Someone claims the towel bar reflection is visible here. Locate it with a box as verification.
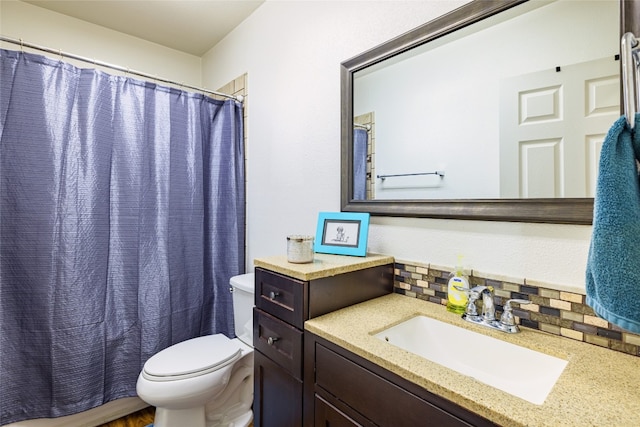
[377,171,445,181]
[621,32,640,129]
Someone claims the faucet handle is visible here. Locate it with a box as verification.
[454,285,480,317]
[500,298,531,326]
[460,285,491,295]
[454,285,478,298]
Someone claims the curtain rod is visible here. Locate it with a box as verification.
[0,35,243,103]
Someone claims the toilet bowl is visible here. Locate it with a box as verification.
[136,273,255,427]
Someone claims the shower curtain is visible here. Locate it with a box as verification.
[353,128,368,200]
[0,49,245,424]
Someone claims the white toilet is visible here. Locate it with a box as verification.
[136,273,255,427]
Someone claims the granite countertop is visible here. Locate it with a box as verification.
[304,293,640,427]
[253,253,394,281]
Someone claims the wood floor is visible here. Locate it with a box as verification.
[98,407,155,427]
[98,407,254,427]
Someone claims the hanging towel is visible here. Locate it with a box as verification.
[586,114,640,334]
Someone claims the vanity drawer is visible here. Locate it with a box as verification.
[315,394,375,427]
[314,342,479,427]
[255,267,307,328]
[254,308,303,379]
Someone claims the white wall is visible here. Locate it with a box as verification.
[0,0,201,87]
[202,0,593,290]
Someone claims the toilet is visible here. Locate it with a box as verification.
[136,273,255,427]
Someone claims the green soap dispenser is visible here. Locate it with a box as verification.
[446,255,469,314]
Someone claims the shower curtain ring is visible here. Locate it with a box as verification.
[58,48,63,60]
[19,38,24,52]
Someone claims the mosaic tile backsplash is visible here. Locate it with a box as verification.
[394,260,640,357]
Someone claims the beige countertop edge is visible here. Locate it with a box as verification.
[254,253,394,281]
[304,294,640,427]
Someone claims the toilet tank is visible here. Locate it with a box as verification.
[230,273,255,346]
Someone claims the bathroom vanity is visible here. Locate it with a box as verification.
[253,256,640,426]
[305,333,497,426]
[252,253,394,427]
[304,294,640,427]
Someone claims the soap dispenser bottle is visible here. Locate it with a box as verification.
[446,255,469,314]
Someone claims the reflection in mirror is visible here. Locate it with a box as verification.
[342,0,635,224]
[354,0,618,200]
[353,122,370,200]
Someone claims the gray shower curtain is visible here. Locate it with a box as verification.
[0,49,245,424]
[353,128,368,200]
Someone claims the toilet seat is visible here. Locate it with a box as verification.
[142,334,241,382]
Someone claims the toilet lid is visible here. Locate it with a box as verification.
[143,334,241,381]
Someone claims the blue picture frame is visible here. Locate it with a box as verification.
[314,212,370,257]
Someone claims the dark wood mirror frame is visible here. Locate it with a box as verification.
[341,0,639,225]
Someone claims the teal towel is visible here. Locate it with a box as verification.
[586,115,640,334]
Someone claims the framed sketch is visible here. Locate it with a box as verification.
[314,212,370,256]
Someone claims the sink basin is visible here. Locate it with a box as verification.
[374,315,567,405]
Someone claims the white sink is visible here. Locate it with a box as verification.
[374,315,567,405]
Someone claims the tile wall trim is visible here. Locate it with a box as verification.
[394,259,640,357]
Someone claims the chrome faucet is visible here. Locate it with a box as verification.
[480,286,495,322]
[498,298,531,333]
[455,285,530,333]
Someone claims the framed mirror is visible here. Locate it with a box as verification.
[341,0,639,224]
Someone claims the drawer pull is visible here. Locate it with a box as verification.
[269,291,280,300]
[267,336,280,346]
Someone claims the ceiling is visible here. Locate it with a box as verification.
[20,0,265,56]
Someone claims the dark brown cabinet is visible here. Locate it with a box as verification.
[314,394,371,427]
[304,333,499,427]
[253,350,302,426]
[252,262,394,427]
